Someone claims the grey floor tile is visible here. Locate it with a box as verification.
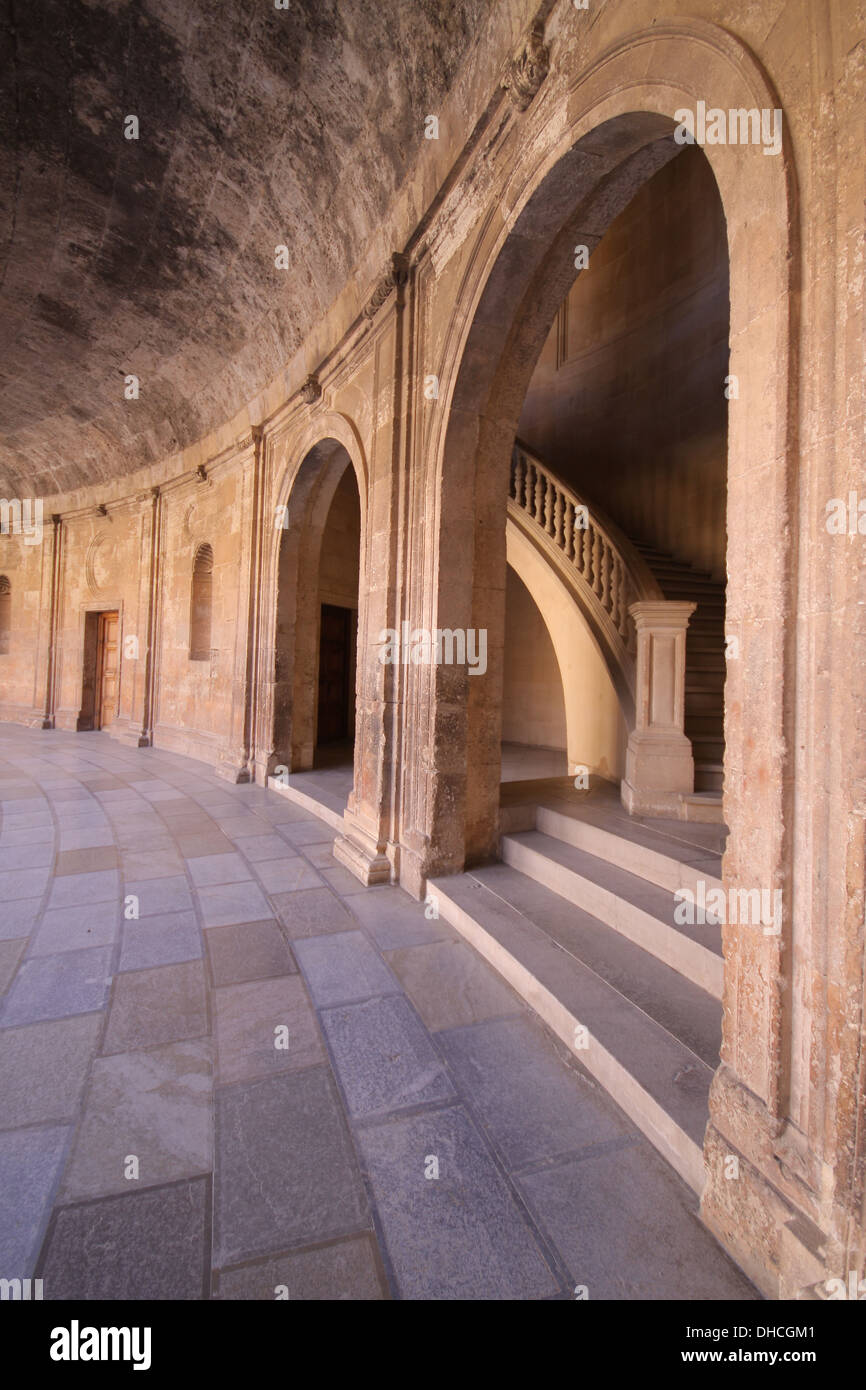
[205,920,295,987]
[358,1104,557,1300]
[58,825,115,851]
[253,858,323,894]
[213,975,323,1085]
[118,910,202,972]
[214,1068,368,1266]
[278,820,336,846]
[0,1013,102,1128]
[196,881,272,928]
[215,1235,387,1300]
[233,833,297,863]
[348,888,457,950]
[438,1016,630,1169]
[0,842,54,871]
[30,901,119,955]
[0,898,41,940]
[294,930,400,1007]
[272,887,356,938]
[0,866,50,901]
[320,993,454,1119]
[125,875,194,916]
[39,1178,210,1299]
[0,1124,70,1276]
[517,1144,757,1300]
[103,960,208,1054]
[0,936,26,994]
[1,945,113,1026]
[385,939,521,1032]
[46,869,119,909]
[187,853,252,887]
[321,866,369,896]
[59,1039,213,1201]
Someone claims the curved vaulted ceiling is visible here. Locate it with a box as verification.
[0,0,494,497]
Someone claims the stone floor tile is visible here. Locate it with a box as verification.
[125,874,194,915]
[59,1039,213,1201]
[30,901,119,955]
[358,1104,558,1300]
[253,857,323,894]
[46,868,119,909]
[0,1124,70,1276]
[0,898,41,940]
[175,831,233,858]
[215,1234,387,1300]
[1,945,114,1026]
[0,1013,102,1128]
[121,848,185,880]
[196,880,272,928]
[0,865,50,901]
[384,939,522,1032]
[118,910,202,972]
[39,1178,210,1299]
[517,1144,757,1300]
[320,993,454,1119]
[102,959,208,1054]
[186,852,252,887]
[271,887,356,938]
[214,1068,368,1266]
[320,865,369,896]
[0,841,55,871]
[0,936,26,993]
[277,820,336,846]
[213,974,323,1085]
[438,1016,630,1169]
[294,930,400,1008]
[347,888,457,950]
[205,919,295,987]
[233,833,297,863]
[54,846,118,875]
[58,824,115,851]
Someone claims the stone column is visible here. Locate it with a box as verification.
[621,600,695,817]
[135,487,162,747]
[40,513,63,729]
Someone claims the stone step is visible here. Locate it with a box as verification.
[692,737,725,762]
[534,803,724,896]
[429,866,717,1193]
[501,829,723,997]
[685,688,725,713]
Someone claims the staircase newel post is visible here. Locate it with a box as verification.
[621,600,696,817]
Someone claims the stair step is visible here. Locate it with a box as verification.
[429,867,717,1193]
[501,830,723,997]
[534,804,724,895]
[685,716,725,738]
[695,766,724,793]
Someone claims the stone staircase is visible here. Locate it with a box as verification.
[430,791,724,1194]
[634,543,726,795]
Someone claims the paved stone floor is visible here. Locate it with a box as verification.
[0,728,756,1300]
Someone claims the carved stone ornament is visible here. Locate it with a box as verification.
[501,20,550,112]
[299,374,322,405]
[364,252,410,320]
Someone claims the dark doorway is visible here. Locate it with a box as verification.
[316,603,354,745]
[78,610,119,731]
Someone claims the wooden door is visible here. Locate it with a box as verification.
[96,611,119,729]
[316,604,352,744]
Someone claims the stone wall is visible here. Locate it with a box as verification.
[0,0,863,1302]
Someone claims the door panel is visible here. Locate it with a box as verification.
[317,604,352,744]
[96,611,119,730]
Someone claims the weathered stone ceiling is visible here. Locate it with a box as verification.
[0,0,494,497]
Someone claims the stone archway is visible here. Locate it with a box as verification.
[420,22,796,1291]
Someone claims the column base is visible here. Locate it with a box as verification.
[333,815,392,886]
[622,730,694,816]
